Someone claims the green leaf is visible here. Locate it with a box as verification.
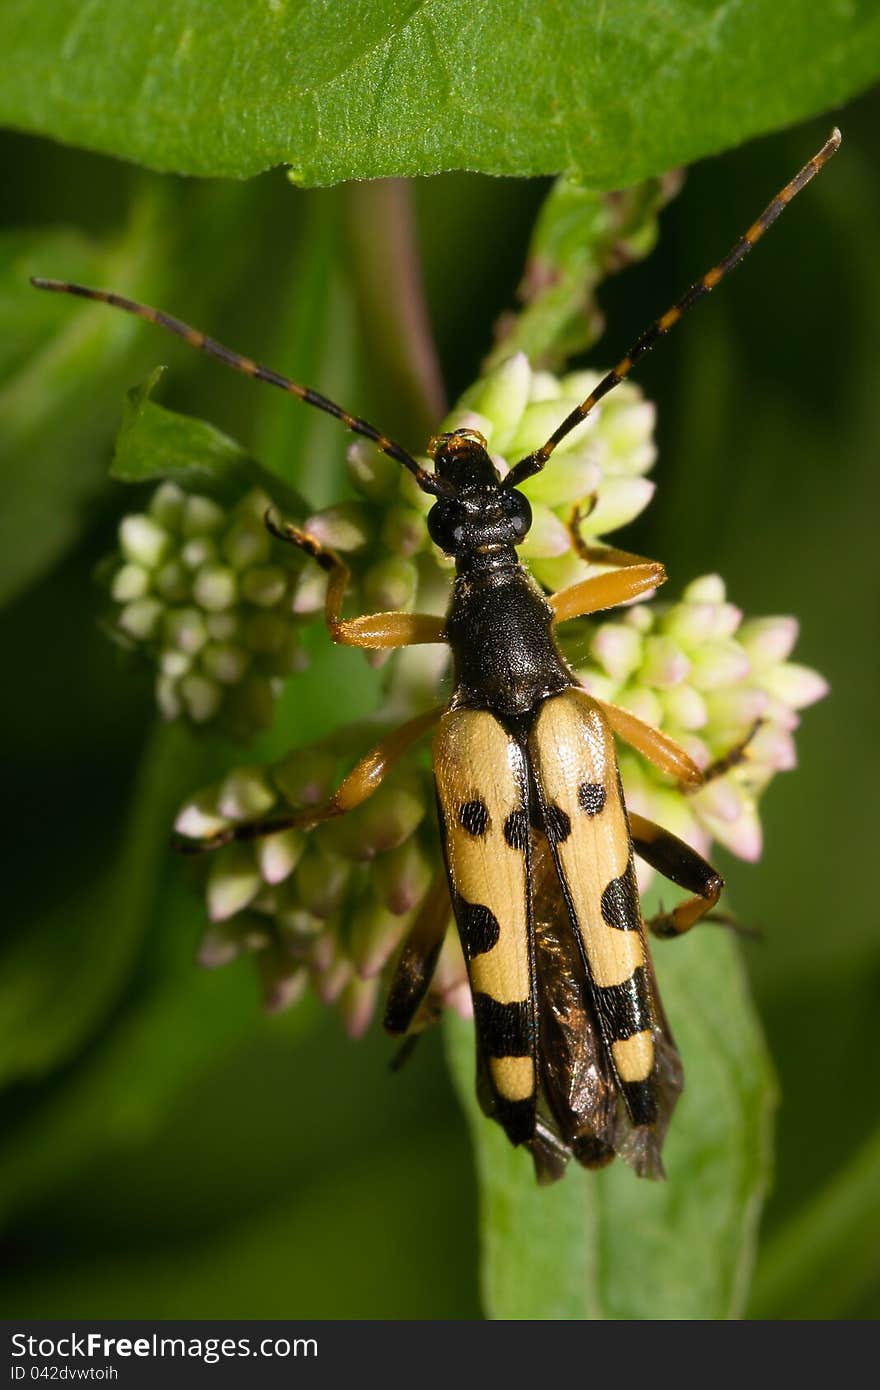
[112,369,304,512]
[750,1124,880,1319]
[0,196,170,604]
[445,914,776,1319]
[0,3,877,184]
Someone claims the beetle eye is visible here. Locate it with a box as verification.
[505,490,532,540]
[426,502,460,555]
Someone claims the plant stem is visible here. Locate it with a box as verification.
[343,179,447,442]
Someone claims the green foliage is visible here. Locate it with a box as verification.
[1,2,880,184]
[484,175,682,371]
[112,369,303,512]
[446,911,775,1320]
[0,198,170,603]
[750,1125,880,1319]
[0,727,199,1092]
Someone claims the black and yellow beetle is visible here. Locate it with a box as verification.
[32,129,840,1181]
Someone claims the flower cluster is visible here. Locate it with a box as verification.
[175,744,470,1032]
[569,574,828,876]
[445,352,657,591]
[108,484,310,738]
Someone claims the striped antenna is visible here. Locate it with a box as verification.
[29,278,452,498]
[504,128,842,491]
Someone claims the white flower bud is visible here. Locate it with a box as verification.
[591,623,643,683]
[180,672,222,722]
[193,564,238,612]
[738,615,799,668]
[217,765,276,821]
[174,788,228,840]
[163,606,208,655]
[580,476,654,535]
[119,515,171,569]
[240,565,289,608]
[256,828,305,886]
[155,673,182,721]
[640,635,691,689]
[118,596,163,641]
[111,564,150,602]
[756,662,829,710]
[153,559,190,602]
[181,494,226,536]
[205,611,239,641]
[520,454,603,507]
[159,649,192,678]
[180,537,218,571]
[682,574,726,604]
[149,480,186,530]
[689,640,751,691]
[305,504,369,552]
[456,352,531,450]
[518,504,572,559]
[207,845,262,922]
[201,642,250,685]
[222,518,272,569]
[661,684,708,731]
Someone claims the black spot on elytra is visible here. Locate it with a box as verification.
[543,803,572,845]
[494,1097,535,1144]
[473,994,532,1056]
[578,781,606,816]
[456,898,500,958]
[621,1078,658,1127]
[600,860,641,931]
[459,798,489,836]
[593,965,652,1042]
[503,809,529,851]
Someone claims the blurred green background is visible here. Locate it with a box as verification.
[1,85,878,1319]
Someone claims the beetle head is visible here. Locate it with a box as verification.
[426,429,532,557]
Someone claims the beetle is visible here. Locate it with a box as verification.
[32,128,840,1180]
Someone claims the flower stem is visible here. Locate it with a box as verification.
[343,179,447,441]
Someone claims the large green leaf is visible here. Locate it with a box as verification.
[445,908,776,1320]
[0,2,877,184]
[111,369,304,512]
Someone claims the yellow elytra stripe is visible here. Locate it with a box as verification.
[612,1031,654,1084]
[490,1055,536,1102]
[529,690,647,992]
[433,710,530,1009]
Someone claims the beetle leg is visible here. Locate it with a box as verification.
[686,719,763,789]
[266,510,445,648]
[549,562,666,625]
[567,504,660,571]
[383,871,452,1037]
[174,706,443,852]
[594,697,703,785]
[629,813,724,939]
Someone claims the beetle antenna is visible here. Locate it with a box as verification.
[29,278,453,498]
[503,127,842,491]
